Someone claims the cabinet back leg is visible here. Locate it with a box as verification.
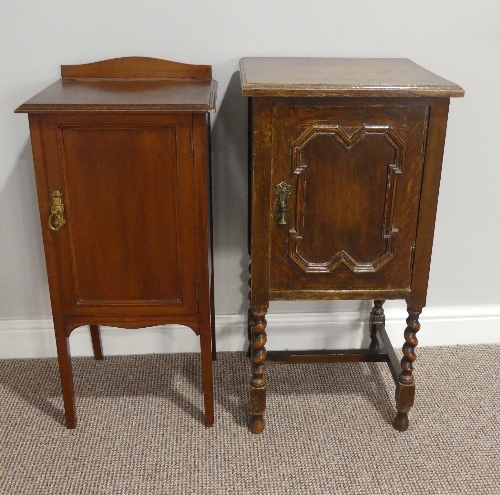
[89,325,103,360]
[369,300,385,349]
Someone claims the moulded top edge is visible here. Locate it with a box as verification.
[15,78,218,113]
[239,58,464,98]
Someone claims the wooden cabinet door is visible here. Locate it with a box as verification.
[38,113,199,316]
[269,100,430,293]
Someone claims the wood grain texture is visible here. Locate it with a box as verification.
[269,288,410,301]
[38,112,198,317]
[19,60,217,429]
[28,114,77,428]
[15,78,217,113]
[269,98,428,294]
[61,56,212,79]
[249,98,274,310]
[63,315,200,335]
[243,57,462,434]
[409,99,450,309]
[240,58,464,98]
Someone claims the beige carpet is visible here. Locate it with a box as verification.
[1,345,499,494]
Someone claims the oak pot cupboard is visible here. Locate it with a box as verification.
[240,57,464,433]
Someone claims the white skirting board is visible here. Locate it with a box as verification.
[0,305,499,359]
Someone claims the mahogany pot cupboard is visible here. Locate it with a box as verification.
[240,58,464,433]
[16,57,217,428]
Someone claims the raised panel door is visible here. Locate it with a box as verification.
[270,101,429,293]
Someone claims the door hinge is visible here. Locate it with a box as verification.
[190,131,194,153]
[195,280,199,299]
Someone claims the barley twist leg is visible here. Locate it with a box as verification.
[393,307,421,431]
[249,308,267,434]
[369,299,385,349]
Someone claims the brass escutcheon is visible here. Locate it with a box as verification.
[48,190,66,231]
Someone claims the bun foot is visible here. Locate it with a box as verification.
[251,415,265,434]
[393,412,409,432]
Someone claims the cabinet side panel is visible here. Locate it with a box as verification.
[409,99,450,309]
[192,114,211,322]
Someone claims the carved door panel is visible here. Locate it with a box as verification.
[39,113,199,316]
[269,102,429,293]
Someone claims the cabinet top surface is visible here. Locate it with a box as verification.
[15,57,217,114]
[16,78,217,113]
[240,58,464,98]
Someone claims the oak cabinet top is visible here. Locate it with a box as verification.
[240,57,464,98]
[15,57,217,113]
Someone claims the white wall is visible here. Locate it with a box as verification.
[1,0,499,357]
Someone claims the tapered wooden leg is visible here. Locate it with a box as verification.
[89,325,103,360]
[54,323,76,429]
[249,308,267,434]
[369,299,385,349]
[393,307,421,431]
[200,326,215,427]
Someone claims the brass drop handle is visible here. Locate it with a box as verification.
[274,181,292,225]
[48,190,66,231]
